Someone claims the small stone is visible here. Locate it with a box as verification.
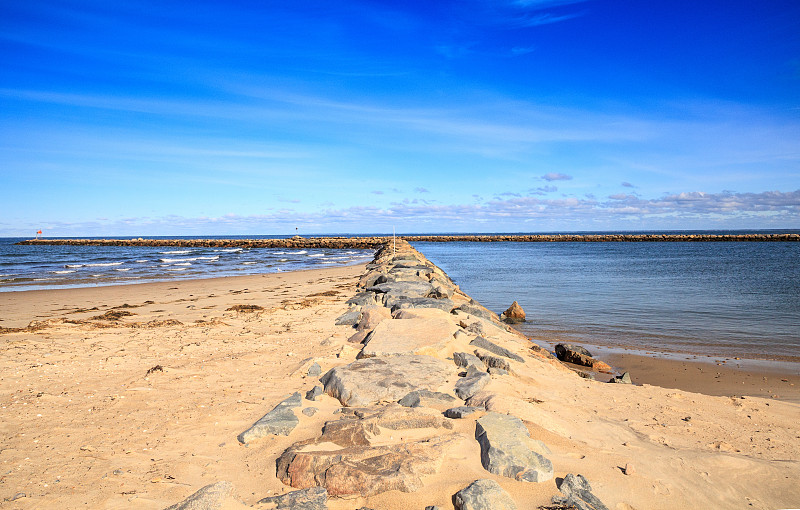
[455,372,491,400]
[425,506,442,510]
[10,493,26,501]
[454,479,517,510]
[553,473,609,510]
[302,407,318,417]
[623,463,635,475]
[444,406,481,419]
[305,385,323,401]
[488,367,508,376]
[609,372,632,384]
[453,352,486,372]
[307,362,322,377]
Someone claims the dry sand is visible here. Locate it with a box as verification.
[1,261,799,509]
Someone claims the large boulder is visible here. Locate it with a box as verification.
[500,301,526,323]
[320,355,452,407]
[474,412,553,483]
[277,435,458,497]
[238,392,302,443]
[360,317,458,358]
[454,479,517,510]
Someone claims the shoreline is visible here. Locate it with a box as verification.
[4,266,798,403]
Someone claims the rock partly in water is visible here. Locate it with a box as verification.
[398,389,459,410]
[257,486,327,510]
[237,393,302,443]
[277,435,458,497]
[554,344,612,372]
[469,337,524,363]
[553,473,610,510]
[499,301,526,324]
[320,355,452,407]
[455,371,491,400]
[453,479,517,510]
[609,372,632,384]
[475,412,553,483]
[359,317,457,358]
[164,481,233,510]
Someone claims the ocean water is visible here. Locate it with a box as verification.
[0,236,374,292]
[412,240,800,362]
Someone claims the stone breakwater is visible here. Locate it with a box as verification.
[165,240,609,510]
[16,232,799,248]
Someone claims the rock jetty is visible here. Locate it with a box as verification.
[164,239,611,509]
[16,232,799,248]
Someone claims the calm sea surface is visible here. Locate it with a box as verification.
[0,236,374,292]
[3,234,799,363]
[412,240,800,362]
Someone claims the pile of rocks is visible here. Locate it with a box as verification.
[165,240,609,509]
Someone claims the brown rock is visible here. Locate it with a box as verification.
[591,360,613,373]
[500,301,526,323]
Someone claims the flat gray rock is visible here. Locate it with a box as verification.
[475,412,553,483]
[164,481,233,510]
[320,355,452,407]
[238,392,302,443]
[346,292,381,307]
[307,362,322,377]
[553,473,609,510]
[398,389,459,409]
[360,317,457,358]
[453,352,486,372]
[367,281,434,299]
[455,372,490,400]
[258,486,327,510]
[474,351,511,372]
[470,337,524,363]
[444,406,482,419]
[335,310,362,326]
[454,479,517,510]
[386,297,456,313]
[302,407,318,417]
[454,304,498,322]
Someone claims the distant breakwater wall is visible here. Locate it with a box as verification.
[16,233,800,248]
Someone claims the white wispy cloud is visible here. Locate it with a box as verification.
[542,172,573,181]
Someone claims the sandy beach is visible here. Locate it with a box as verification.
[1,245,799,509]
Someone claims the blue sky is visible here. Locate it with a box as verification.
[1,0,798,235]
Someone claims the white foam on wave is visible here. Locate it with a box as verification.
[196,256,219,261]
[136,259,149,263]
[295,250,307,254]
[51,270,77,274]
[65,264,83,268]
[279,258,288,262]
[114,268,131,272]
[218,248,243,253]
[273,251,287,255]
[160,257,194,263]
[166,267,188,272]
[308,253,325,258]
[241,261,257,265]
[160,250,191,254]
[85,262,123,267]
[174,262,192,266]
